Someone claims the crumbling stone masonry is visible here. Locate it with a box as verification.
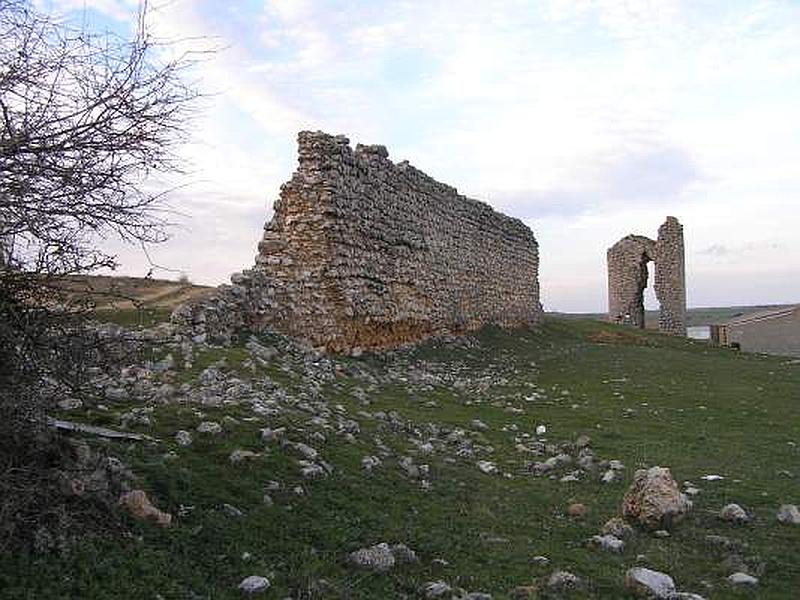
[607,217,686,336]
[173,131,543,352]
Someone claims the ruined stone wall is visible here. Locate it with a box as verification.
[174,131,542,352]
[607,235,655,328]
[607,217,686,336]
[654,217,686,336]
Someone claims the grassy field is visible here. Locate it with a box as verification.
[2,319,798,598]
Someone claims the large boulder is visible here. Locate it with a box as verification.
[624,567,676,598]
[622,466,691,530]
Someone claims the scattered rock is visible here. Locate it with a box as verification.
[567,503,588,519]
[222,503,244,518]
[294,442,319,460]
[653,529,670,538]
[553,453,573,466]
[300,463,326,478]
[390,543,418,564]
[260,427,284,442]
[118,489,172,528]
[602,517,634,539]
[423,580,453,598]
[624,567,676,599]
[777,504,800,525]
[719,503,749,524]
[238,575,270,594]
[727,572,758,587]
[476,460,498,475]
[531,555,550,566]
[588,534,624,553]
[541,571,583,596]
[196,421,222,435]
[229,449,260,464]
[622,466,691,530]
[362,455,381,471]
[222,415,239,430]
[349,542,396,572]
[57,398,83,411]
[175,430,192,446]
[399,456,420,478]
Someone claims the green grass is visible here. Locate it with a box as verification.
[2,319,799,598]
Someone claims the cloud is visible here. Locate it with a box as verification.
[37,0,800,309]
[485,143,703,219]
[697,241,784,260]
[35,0,139,22]
[698,243,729,257]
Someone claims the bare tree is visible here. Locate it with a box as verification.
[0,0,202,546]
[1,0,199,274]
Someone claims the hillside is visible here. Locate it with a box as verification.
[58,274,215,308]
[68,275,796,331]
[2,319,798,598]
[55,274,216,327]
[550,305,797,328]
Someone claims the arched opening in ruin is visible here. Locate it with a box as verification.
[643,260,658,327]
[606,234,655,329]
[606,217,687,336]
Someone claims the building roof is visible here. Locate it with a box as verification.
[725,304,800,327]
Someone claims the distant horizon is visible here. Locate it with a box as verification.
[96,263,799,316]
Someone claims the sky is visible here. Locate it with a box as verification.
[38,0,800,312]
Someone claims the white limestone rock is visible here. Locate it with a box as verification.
[589,534,624,553]
[777,504,800,525]
[348,542,395,572]
[727,572,758,587]
[238,575,270,594]
[624,567,676,599]
[196,421,222,435]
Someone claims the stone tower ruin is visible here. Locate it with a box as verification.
[174,131,543,352]
[607,217,686,336]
